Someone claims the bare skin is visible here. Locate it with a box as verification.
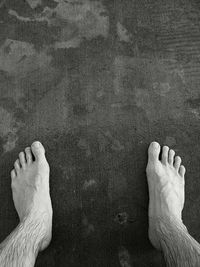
[1,140,200,266]
[0,141,52,267]
[147,142,200,266]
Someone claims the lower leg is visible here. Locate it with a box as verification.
[0,141,52,267]
[147,142,200,267]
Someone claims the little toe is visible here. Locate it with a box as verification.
[179,165,186,177]
[174,156,182,170]
[11,169,16,179]
[31,141,46,162]
[162,146,169,164]
[25,147,32,164]
[14,159,21,173]
[148,142,161,162]
[19,152,26,169]
[168,149,175,165]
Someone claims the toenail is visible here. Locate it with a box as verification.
[152,141,159,148]
[33,141,40,148]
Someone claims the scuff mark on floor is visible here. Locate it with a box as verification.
[113,56,186,121]
[0,107,22,152]
[118,246,132,267]
[0,39,52,77]
[26,0,42,9]
[117,22,131,43]
[9,0,109,49]
[82,179,97,190]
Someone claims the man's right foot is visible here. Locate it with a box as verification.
[11,141,52,250]
[146,142,186,249]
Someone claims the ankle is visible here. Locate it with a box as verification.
[149,214,185,230]
[21,213,52,252]
[149,215,187,250]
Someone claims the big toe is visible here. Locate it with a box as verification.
[148,142,161,162]
[31,141,46,162]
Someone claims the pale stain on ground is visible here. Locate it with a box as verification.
[118,246,132,267]
[9,0,109,49]
[117,22,131,43]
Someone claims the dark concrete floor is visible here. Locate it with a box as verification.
[0,0,200,266]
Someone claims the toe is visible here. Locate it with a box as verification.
[148,142,161,162]
[14,159,20,172]
[25,147,32,164]
[31,141,46,162]
[11,169,16,179]
[174,156,182,170]
[162,146,169,164]
[168,149,175,165]
[179,165,186,177]
[19,152,26,169]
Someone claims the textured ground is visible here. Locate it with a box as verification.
[0,0,200,266]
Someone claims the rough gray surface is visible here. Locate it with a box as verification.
[0,0,200,266]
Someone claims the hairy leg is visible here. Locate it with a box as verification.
[147,142,200,267]
[0,141,52,267]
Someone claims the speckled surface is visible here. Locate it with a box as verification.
[1,0,200,266]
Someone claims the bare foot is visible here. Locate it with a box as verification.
[11,141,52,250]
[146,142,186,249]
